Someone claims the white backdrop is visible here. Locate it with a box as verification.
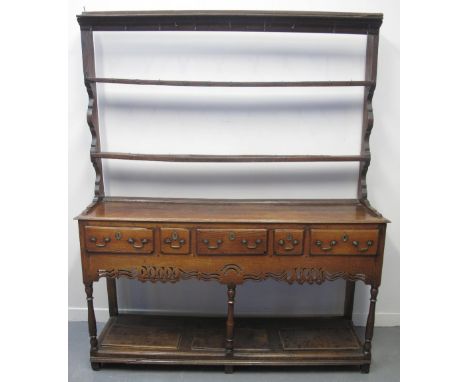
[68,0,399,325]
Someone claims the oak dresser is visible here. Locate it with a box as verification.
[75,10,388,374]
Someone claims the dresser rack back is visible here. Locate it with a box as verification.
[77,10,383,204]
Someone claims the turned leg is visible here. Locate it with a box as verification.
[343,280,356,321]
[362,285,379,373]
[225,284,236,374]
[85,282,99,370]
[106,277,118,317]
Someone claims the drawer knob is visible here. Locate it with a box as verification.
[278,235,300,251]
[89,236,111,247]
[127,237,149,249]
[202,238,223,250]
[315,239,338,252]
[164,231,187,249]
[241,238,262,249]
[352,240,374,252]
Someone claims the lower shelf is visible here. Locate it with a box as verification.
[92,314,369,368]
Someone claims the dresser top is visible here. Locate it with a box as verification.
[78,10,382,19]
[77,10,383,34]
[76,197,388,224]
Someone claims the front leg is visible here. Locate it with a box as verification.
[362,285,379,373]
[225,284,236,374]
[84,282,99,370]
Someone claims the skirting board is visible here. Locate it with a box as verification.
[68,307,400,327]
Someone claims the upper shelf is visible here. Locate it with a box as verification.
[88,77,374,88]
[77,10,383,35]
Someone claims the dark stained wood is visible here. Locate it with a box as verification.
[76,198,388,224]
[358,34,380,201]
[88,77,374,87]
[93,152,369,163]
[160,228,191,255]
[273,229,304,256]
[92,314,367,366]
[100,196,364,204]
[364,286,378,356]
[197,229,268,255]
[76,10,387,374]
[279,327,360,350]
[84,282,98,352]
[106,278,118,317]
[101,316,181,349]
[225,285,236,373]
[310,228,379,255]
[343,281,356,321]
[77,10,383,34]
[84,226,154,254]
[80,30,104,202]
[192,327,269,351]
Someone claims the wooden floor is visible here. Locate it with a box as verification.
[92,314,367,367]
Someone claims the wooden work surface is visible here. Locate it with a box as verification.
[77,198,388,224]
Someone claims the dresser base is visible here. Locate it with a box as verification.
[91,314,370,370]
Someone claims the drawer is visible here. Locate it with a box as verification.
[274,229,304,255]
[197,229,267,255]
[85,226,154,254]
[310,228,379,255]
[160,228,191,255]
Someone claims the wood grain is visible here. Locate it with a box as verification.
[92,152,369,163]
[77,199,388,224]
[93,314,366,366]
[88,77,374,87]
[77,10,383,34]
[84,226,154,254]
[76,10,386,373]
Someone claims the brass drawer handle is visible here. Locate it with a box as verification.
[164,231,186,249]
[315,240,337,252]
[278,235,300,251]
[202,239,223,250]
[241,238,262,249]
[127,237,149,249]
[89,236,111,247]
[352,240,374,252]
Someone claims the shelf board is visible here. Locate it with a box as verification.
[92,152,369,163]
[88,77,374,88]
[93,314,368,367]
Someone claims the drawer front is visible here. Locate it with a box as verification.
[85,226,154,254]
[310,229,379,255]
[197,229,267,255]
[274,229,304,255]
[160,228,191,255]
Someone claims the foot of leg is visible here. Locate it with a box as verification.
[91,362,101,371]
[360,363,370,373]
[224,365,234,374]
